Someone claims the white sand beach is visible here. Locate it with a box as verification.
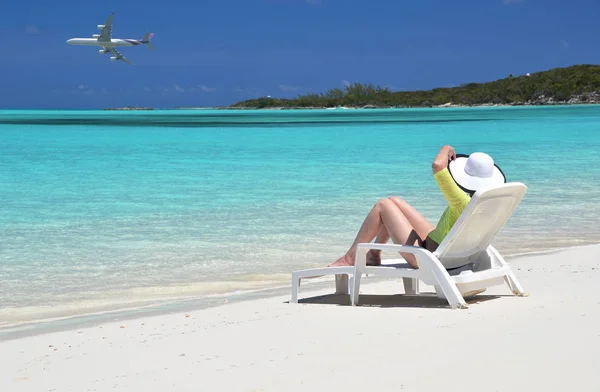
[2,245,599,392]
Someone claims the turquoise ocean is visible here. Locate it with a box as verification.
[1,106,600,331]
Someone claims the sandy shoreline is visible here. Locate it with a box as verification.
[3,242,597,338]
[2,244,599,391]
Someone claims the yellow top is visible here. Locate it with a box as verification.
[427,168,471,245]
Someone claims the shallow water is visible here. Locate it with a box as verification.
[1,106,599,328]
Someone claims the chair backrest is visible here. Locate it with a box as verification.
[434,182,527,269]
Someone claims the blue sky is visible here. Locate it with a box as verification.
[1,0,598,109]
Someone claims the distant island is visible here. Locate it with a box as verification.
[230,64,600,109]
[104,106,154,111]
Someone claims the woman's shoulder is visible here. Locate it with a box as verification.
[433,167,471,208]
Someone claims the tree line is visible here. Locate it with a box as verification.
[230,64,600,108]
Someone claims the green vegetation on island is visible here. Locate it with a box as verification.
[230,64,600,109]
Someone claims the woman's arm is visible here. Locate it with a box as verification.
[431,145,470,209]
[432,145,456,174]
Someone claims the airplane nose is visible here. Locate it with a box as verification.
[66,39,73,44]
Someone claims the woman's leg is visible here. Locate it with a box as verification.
[366,196,436,265]
[330,198,424,269]
[365,227,390,266]
[389,196,435,238]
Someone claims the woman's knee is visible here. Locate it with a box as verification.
[389,196,407,209]
[376,197,391,206]
[375,198,395,210]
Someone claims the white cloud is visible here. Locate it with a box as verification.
[199,85,217,93]
[279,84,312,93]
[25,25,39,35]
[342,80,351,87]
[164,84,216,93]
[559,39,569,48]
[73,84,93,95]
[232,87,263,96]
[502,0,524,4]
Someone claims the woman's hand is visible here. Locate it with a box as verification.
[446,145,457,162]
[432,145,456,173]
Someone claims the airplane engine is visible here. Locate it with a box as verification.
[97,24,105,30]
[99,49,107,54]
[92,34,100,38]
[110,56,118,61]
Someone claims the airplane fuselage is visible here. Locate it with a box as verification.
[66,38,143,47]
[66,13,154,65]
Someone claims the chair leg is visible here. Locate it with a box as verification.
[505,272,528,296]
[351,272,362,306]
[403,278,419,295]
[428,272,467,309]
[434,285,445,299]
[335,274,349,295]
[489,245,528,297]
[291,275,300,303]
[437,280,469,309]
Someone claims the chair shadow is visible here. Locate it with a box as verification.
[292,292,506,309]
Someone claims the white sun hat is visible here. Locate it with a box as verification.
[448,152,506,193]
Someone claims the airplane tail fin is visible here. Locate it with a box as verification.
[141,32,156,50]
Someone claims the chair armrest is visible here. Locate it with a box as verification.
[356,243,431,256]
[354,243,450,286]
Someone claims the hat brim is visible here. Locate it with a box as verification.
[448,154,506,193]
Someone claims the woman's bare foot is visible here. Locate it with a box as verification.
[328,254,354,267]
[329,250,382,267]
[366,250,381,266]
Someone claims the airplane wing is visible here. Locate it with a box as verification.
[106,47,133,65]
[97,13,115,42]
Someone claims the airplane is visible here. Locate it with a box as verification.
[66,12,155,65]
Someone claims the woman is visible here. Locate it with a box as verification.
[329,145,506,268]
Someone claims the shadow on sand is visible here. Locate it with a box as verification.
[290,292,505,309]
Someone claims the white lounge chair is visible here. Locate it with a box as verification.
[290,182,528,309]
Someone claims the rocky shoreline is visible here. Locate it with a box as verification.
[436,91,600,108]
[219,100,600,110]
[253,91,600,110]
[103,92,600,111]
